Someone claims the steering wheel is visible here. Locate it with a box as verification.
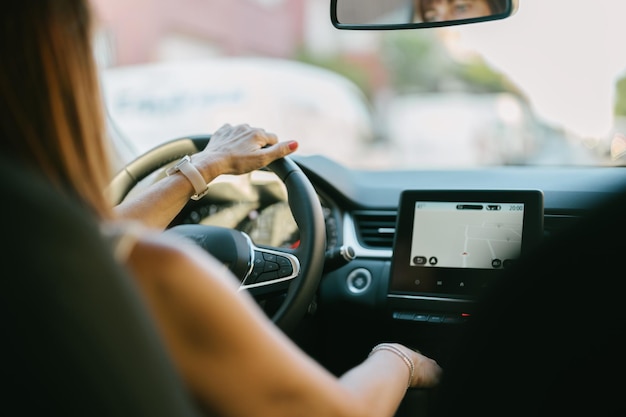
[107,135,327,335]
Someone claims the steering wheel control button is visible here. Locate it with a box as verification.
[275,256,293,277]
[264,262,279,272]
[253,251,265,267]
[279,266,293,277]
[256,271,278,283]
[346,268,372,294]
[248,250,297,285]
[262,253,277,263]
[247,272,260,284]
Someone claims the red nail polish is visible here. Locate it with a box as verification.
[288,141,298,151]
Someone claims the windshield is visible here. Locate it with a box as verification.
[94,0,626,169]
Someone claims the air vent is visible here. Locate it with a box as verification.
[352,210,397,249]
[543,213,582,239]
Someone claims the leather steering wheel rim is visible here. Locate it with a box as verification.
[107,135,326,334]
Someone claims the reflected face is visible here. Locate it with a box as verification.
[421,0,493,23]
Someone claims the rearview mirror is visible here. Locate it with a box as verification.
[330,0,515,30]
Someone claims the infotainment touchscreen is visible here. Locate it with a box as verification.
[389,190,543,298]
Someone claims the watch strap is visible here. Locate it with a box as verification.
[166,155,209,200]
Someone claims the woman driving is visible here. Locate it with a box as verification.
[0,1,442,416]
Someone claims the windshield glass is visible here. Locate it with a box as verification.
[93,0,626,169]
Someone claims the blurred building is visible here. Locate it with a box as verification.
[92,0,306,66]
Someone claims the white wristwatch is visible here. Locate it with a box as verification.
[165,155,210,200]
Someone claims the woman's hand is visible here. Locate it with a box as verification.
[114,123,298,230]
[200,123,299,175]
[408,348,442,388]
[369,343,442,389]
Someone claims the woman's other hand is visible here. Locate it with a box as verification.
[200,123,299,175]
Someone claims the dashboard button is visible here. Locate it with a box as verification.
[392,312,415,320]
[413,313,429,322]
[428,315,444,323]
[346,268,372,294]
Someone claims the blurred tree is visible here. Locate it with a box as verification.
[380,30,520,96]
[455,57,522,94]
[380,31,451,93]
[614,75,626,116]
[295,49,374,99]
[295,28,524,112]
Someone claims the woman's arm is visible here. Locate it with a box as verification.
[126,232,442,417]
[114,123,298,229]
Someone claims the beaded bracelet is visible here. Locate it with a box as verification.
[368,343,415,388]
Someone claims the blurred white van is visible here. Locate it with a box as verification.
[101,57,375,169]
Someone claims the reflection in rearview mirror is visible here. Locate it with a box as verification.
[331,0,514,30]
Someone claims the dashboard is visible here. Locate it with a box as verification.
[169,169,341,252]
[298,155,626,372]
[167,154,626,373]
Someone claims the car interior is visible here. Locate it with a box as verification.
[4,0,626,415]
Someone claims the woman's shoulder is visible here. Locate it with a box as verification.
[102,220,184,258]
[108,221,241,298]
[102,220,226,275]
[101,221,230,290]
[101,220,147,263]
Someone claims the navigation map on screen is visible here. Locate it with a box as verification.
[409,201,524,269]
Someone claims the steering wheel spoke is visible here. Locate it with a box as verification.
[241,247,300,293]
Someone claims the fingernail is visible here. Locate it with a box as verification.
[288,141,299,151]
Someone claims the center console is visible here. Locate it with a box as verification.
[387,190,544,319]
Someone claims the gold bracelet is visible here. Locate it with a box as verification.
[368,343,415,388]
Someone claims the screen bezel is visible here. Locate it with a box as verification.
[389,189,544,299]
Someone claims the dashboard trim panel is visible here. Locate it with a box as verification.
[342,213,393,259]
